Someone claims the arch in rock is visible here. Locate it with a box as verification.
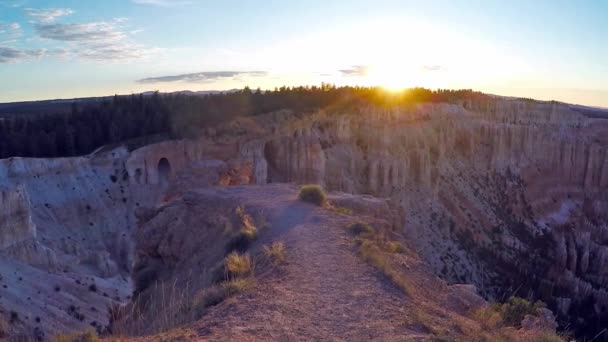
[157,157,172,185]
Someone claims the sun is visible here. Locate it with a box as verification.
[366,65,412,90]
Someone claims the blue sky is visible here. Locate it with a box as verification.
[0,0,607,106]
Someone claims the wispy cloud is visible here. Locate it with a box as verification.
[339,65,370,77]
[23,9,158,62]
[131,0,191,7]
[36,22,126,42]
[0,22,22,44]
[25,8,74,23]
[137,71,268,83]
[0,46,46,63]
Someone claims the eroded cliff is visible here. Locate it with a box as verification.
[1,97,607,339]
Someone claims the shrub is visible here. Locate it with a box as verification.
[263,241,286,265]
[472,306,503,329]
[223,278,255,295]
[499,296,545,328]
[227,207,258,252]
[191,286,230,317]
[52,329,98,342]
[298,185,326,206]
[348,222,375,236]
[224,252,253,279]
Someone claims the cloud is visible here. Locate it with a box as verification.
[25,8,74,23]
[131,0,191,7]
[0,22,21,34]
[137,71,268,84]
[339,65,370,77]
[0,46,46,63]
[0,22,22,44]
[35,22,126,42]
[28,14,158,62]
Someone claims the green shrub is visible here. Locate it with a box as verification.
[499,296,545,328]
[298,185,326,206]
[348,222,375,236]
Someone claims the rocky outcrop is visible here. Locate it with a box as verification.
[239,99,608,339]
[1,96,606,339]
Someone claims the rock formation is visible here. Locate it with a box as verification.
[1,96,607,338]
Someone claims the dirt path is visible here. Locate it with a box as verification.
[185,186,428,341]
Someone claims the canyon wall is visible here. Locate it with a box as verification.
[1,97,607,338]
[257,100,608,338]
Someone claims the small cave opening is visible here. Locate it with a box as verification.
[157,158,171,185]
[134,168,142,184]
[263,141,281,183]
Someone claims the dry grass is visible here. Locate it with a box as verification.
[298,184,326,206]
[227,206,259,252]
[52,329,98,342]
[331,206,353,215]
[468,301,566,342]
[472,306,503,330]
[110,269,214,336]
[224,252,254,279]
[112,255,258,337]
[263,241,287,265]
[223,277,255,294]
[236,206,258,239]
[348,221,416,297]
[384,240,407,254]
[357,238,415,297]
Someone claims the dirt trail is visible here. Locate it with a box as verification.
[183,186,428,341]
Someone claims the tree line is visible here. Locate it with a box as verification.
[0,85,488,159]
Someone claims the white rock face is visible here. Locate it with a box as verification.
[0,149,137,336]
[0,135,264,336]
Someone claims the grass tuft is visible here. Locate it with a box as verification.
[358,239,413,296]
[227,206,258,252]
[263,241,287,265]
[298,184,326,206]
[52,330,98,342]
[224,252,253,279]
[223,277,255,295]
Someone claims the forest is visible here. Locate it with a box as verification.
[0,85,488,158]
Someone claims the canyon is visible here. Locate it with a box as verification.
[1,97,607,339]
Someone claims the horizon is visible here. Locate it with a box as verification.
[1,86,607,111]
[1,1,607,107]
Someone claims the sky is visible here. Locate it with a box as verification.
[0,0,607,107]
